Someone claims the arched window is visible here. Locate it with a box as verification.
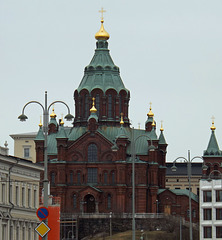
[84,94,89,118]
[96,94,100,117]
[111,171,115,184]
[70,171,73,184]
[104,172,108,184]
[108,94,112,118]
[192,209,196,218]
[119,95,122,115]
[107,194,111,209]
[77,172,81,184]
[88,144,98,162]
[73,194,77,209]
[51,172,55,185]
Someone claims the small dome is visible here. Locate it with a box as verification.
[90,97,97,113]
[95,19,110,40]
[211,116,216,131]
[50,107,57,118]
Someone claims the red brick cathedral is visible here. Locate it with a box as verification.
[35,18,168,215]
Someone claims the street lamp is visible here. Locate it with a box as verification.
[18,91,74,240]
[112,129,155,240]
[171,150,208,240]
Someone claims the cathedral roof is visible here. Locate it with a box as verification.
[47,126,158,155]
[77,19,129,95]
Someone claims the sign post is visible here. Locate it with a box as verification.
[35,207,50,238]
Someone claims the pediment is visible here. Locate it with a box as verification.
[78,185,103,195]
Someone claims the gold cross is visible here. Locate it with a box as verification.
[99,7,106,20]
[212,115,215,123]
[92,97,95,106]
[149,102,152,110]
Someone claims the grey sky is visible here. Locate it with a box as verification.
[1,0,222,161]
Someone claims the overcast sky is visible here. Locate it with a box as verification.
[1,0,222,162]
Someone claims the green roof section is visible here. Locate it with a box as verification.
[35,126,44,141]
[56,125,68,139]
[158,189,198,202]
[49,117,58,126]
[158,130,167,145]
[149,127,158,141]
[48,133,58,155]
[68,127,87,141]
[77,40,129,94]
[47,125,159,155]
[204,130,222,156]
[88,112,98,122]
[145,116,153,124]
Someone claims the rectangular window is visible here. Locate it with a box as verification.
[22,188,25,207]
[23,227,25,240]
[2,184,6,203]
[203,191,212,202]
[24,147,30,158]
[16,226,19,240]
[10,226,13,240]
[28,189,31,207]
[28,228,31,240]
[87,168,97,183]
[216,208,222,220]
[2,225,6,240]
[2,224,6,239]
[216,227,222,238]
[204,227,212,238]
[203,209,212,220]
[216,190,222,202]
[10,185,12,203]
[16,186,19,205]
[34,190,37,208]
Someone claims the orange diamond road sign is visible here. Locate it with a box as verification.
[35,221,51,237]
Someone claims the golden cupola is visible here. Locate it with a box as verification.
[95,8,110,40]
[147,102,154,118]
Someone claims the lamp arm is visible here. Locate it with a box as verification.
[21,101,44,114]
[190,156,203,162]
[48,101,72,114]
[173,157,188,163]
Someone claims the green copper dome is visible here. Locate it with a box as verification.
[77,40,129,94]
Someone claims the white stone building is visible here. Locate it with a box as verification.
[200,179,222,239]
[0,149,43,240]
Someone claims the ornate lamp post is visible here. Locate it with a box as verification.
[18,91,74,240]
[171,150,208,240]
